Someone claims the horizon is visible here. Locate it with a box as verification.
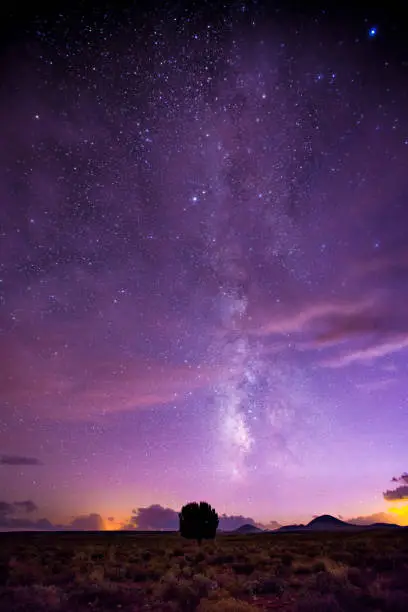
[1,2,408,534]
[1,496,407,533]
[1,507,407,533]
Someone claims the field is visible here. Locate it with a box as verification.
[1,530,408,611]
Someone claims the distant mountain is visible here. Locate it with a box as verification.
[363,522,401,530]
[307,515,356,531]
[234,523,263,534]
[275,515,403,533]
[277,524,305,532]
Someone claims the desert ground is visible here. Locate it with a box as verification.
[1,529,408,611]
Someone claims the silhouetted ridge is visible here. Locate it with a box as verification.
[364,522,400,529]
[308,515,349,527]
[234,523,263,534]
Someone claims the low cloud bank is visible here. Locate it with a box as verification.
[0,500,105,531]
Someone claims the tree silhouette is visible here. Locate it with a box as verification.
[178,501,219,545]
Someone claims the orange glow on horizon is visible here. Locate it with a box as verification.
[388,502,408,526]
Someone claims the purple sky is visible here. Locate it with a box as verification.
[1,4,408,530]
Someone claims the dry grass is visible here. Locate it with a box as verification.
[0,529,407,611]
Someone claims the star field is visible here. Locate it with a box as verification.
[1,2,408,528]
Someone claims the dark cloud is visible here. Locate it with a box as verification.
[0,455,42,465]
[0,499,46,529]
[0,500,105,531]
[314,313,387,346]
[262,520,281,531]
[0,500,37,518]
[392,473,408,484]
[0,501,15,516]
[107,516,115,522]
[218,514,257,531]
[255,293,408,367]
[383,486,408,501]
[13,500,38,513]
[0,516,47,529]
[253,296,374,337]
[383,473,408,501]
[126,504,179,531]
[347,512,398,525]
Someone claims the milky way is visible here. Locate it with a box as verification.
[1,5,408,525]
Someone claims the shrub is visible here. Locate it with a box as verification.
[155,576,199,608]
[0,561,10,586]
[153,570,216,609]
[191,572,218,595]
[209,554,235,565]
[347,567,371,589]
[0,584,65,611]
[67,582,141,609]
[381,590,408,612]
[281,553,294,566]
[312,561,327,573]
[248,576,284,596]
[293,563,314,575]
[197,597,260,611]
[314,570,347,595]
[294,593,344,612]
[231,562,255,576]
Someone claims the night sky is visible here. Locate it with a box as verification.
[1,1,408,531]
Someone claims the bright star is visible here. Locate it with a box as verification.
[368,26,378,38]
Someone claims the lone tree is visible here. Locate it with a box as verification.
[179,501,219,545]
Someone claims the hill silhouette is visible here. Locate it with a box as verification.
[307,514,355,530]
[234,523,263,534]
[270,514,404,533]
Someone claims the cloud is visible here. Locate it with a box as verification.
[392,473,408,484]
[0,328,215,421]
[0,500,38,518]
[262,520,282,531]
[218,514,257,531]
[383,486,408,501]
[107,516,115,522]
[383,473,408,501]
[0,501,15,517]
[69,513,105,530]
[321,334,408,368]
[347,512,399,525]
[0,455,42,465]
[0,499,49,529]
[125,504,179,531]
[252,290,408,369]
[314,313,387,346]
[252,297,375,337]
[0,500,105,531]
[13,500,38,513]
